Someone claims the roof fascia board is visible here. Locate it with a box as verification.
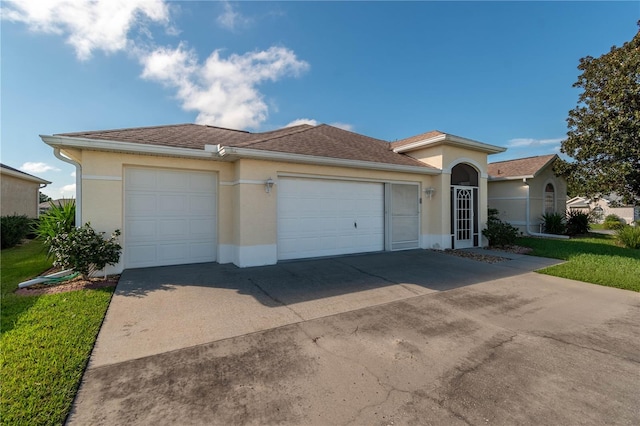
[40,135,216,159]
[224,147,440,175]
[394,134,506,154]
[0,167,51,184]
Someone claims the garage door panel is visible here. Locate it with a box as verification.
[126,194,157,215]
[126,220,156,241]
[189,219,216,237]
[278,178,384,260]
[158,219,188,237]
[125,168,216,268]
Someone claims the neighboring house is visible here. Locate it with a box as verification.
[487,154,567,234]
[41,124,505,273]
[39,198,75,215]
[567,196,639,224]
[1,163,51,218]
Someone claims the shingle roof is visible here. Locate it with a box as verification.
[487,154,557,179]
[56,123,436,169]
[391,130,445,149]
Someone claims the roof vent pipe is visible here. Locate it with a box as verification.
[53,148,81,227]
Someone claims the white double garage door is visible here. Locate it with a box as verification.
[125,168,420,268]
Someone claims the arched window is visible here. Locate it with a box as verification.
[544,183,555,213]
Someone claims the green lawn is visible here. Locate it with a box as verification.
[1,240,114,426]
[517,234,640,292]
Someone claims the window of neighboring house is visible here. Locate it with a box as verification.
[544,183,555,213]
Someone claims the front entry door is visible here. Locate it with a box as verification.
[452,185,476,249]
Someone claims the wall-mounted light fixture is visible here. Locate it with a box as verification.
[424,187,436,199]
[265,178,274,193]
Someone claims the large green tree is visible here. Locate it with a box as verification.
[558,22,640,205]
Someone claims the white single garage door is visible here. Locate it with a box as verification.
[278,177,384,260]
[124,168,217,268]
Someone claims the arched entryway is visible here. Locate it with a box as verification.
[451,163,479,248]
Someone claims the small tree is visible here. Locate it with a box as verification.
[39,192,52,203]
[482,208,519,247]
[47,223,121,279]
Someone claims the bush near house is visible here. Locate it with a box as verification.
[1,215,32,249]
[616,226,640,249]
[541,212,566,235]
[46,224,122,279]
[34,200,75,241]
[565,210,591,236]
[483,208,519,247]
[603,214,626,230]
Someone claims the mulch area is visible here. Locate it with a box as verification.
[14,270,119,296]
[439,245,533,264]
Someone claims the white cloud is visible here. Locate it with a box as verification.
[217,1,251,31]
[2,0,171,60]
[330,122,354,132]
[71,171,76,177]
[60,184,76,197]
[507,137,564,148]
[140,44,309,129]
[20,162,60,173]
[286,118,318,127]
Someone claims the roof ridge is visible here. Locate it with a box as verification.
[238,124,318,147]
[488,153,556,165]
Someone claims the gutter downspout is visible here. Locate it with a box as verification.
[38,183,48,218]
[53,148,81,226]
[524,179,569,239]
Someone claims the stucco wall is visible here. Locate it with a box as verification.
[74,149,452,271]
[1,174,39,218]
[488,167,568,234]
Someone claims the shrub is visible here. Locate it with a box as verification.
[541,212,566,235]
[1,215,31,249]
[482,208,519,247]
[47,223,122,279]
[615,226,640,249]
[565,210,591,236]
[603,214,626,230]
[35,199,76,242]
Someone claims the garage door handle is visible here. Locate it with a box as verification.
[354,222,357,229]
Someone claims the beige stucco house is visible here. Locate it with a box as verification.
[41,124,505,273]
[487,154,567,235]
[1,163,51,218]
[567,196,639,225]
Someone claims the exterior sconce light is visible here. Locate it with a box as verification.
[265,178,274,193]
[424,187,436,199]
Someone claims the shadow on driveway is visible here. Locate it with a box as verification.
[116,249,558,306]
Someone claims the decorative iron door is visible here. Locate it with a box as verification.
[453,186,475,249]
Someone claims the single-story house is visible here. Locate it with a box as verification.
[487,154,567,234]
[41,124,505,273]
[567,196,639,225]
[1,163,51,218]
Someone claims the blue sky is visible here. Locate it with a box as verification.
[2,1,638,199]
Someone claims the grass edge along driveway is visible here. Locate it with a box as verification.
[517,234,640,292]
[1,240,114,426]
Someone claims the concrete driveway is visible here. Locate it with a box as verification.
[68,250,640,425]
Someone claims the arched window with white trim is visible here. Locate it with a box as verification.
[544,183,555,213]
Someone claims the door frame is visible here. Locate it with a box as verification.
[451,185,479,249]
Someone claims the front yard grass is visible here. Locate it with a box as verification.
[517,234,640,292]
[1,240,114,425]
